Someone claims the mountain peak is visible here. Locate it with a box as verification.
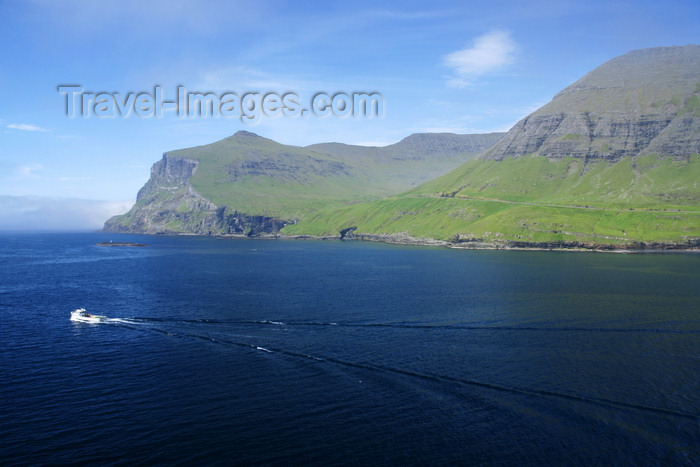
[232,130,261,138]
[551,44,700,102]
[480,45,700,161]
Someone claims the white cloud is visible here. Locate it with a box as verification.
[7,123,49,132]
[443,30,517,85]
[16,164,44,178]
[58,176,92,181]
[196,65,322,94]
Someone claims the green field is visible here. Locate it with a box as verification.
[284,154,700,247]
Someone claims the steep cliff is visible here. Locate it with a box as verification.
[103,154,289,235]
[104,131,503,235]
[481,45,700,162]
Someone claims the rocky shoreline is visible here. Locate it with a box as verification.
[339,234,700,253]
[176,231,700,253]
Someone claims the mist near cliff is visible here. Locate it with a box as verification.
[0,196,132,231]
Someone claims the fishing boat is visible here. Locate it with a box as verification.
[70,308,104,323]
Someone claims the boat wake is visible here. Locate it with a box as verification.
[70,308,148,326]
[105,318,142,325]
[68,309,699,422]
[110,317,697,334]
[95,316,699,422]
[72,313,697,336]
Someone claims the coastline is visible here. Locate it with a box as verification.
[102,229,699,254]
[322,232,700,254]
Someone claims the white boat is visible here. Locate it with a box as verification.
[70,308,104,323]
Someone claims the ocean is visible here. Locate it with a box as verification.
[0,232,698,465]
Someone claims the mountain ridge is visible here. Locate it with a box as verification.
[479,44,700,162]
[106,45,699,250]
[284,45,700,250]
[104,131,504,235]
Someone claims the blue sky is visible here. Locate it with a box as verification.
[1,0,698,229]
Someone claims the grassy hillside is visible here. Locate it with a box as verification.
[105,130,504,234]
[168,131,502,219]
[109,46,699,247]
[284,154,700,247]
[284,46,700,249]
[412,154,699,209]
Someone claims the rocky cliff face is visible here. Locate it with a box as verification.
[481,45,700,162]
[390,133,506,160]
[135,155,198,200]
[104,131,504,235]
[103,155,288,235]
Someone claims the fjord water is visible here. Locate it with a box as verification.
[0,233,697,465]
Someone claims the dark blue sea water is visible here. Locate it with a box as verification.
[0,232,698,465]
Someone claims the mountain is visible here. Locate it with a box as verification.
[480,45,700,161]
[285,46,700,249]
[310,132,509,160]
[104,131,504,235]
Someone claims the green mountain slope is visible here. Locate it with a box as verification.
[285,46,700,249]
[104,131,504,234]
[183,131,503,217]
[284,154,699,247]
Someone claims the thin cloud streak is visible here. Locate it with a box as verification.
[7,123,49,132]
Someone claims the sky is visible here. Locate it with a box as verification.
[1,0,698,230]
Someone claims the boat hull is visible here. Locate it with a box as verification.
[70,308,104,323]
